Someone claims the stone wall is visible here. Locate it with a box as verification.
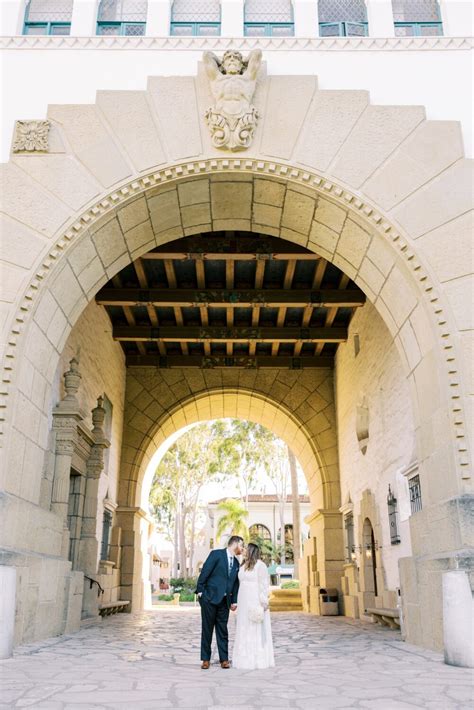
[335,301,415,609]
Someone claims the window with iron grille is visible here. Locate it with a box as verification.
[170,0,221,36]
[344,512,355,562]
[408,474,422,514]
[101,510,113,560]
[392,0,443,35]
[244,0,294,37]
[23,0,73,35]
[97,0,147,35]
[387,485,401,544]
[318,0,368,37]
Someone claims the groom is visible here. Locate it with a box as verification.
[196,535,244,669]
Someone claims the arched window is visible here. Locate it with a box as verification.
[23,0,73,35]
[170,0,221,36]
[392,0,442,36]
[249,523,272,542]
[318,0,368,37]
[97,0,147,36]
[244,0,294,37]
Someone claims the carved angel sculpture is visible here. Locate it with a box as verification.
[203,49,262,151]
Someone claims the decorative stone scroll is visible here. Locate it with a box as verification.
[12,120,50,153]
[203,49,262,151]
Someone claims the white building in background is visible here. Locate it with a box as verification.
[192,495,312,572]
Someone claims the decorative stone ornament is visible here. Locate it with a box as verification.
[12,120,50,153]
[203,49,262,151]
[63,356,82,403]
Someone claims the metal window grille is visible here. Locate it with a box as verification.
[245,0,293,23]
[392,0,440,22]
[387,485,401,544]
[25,0,73,22]
[170,0,220,35]
[344,513,355,561]
[392,0,442,35]
[318,0,367,23]
[101,510,113,560]
[408,474,422,514]
[98,0,147,21]
[249,523,272,541]
[172,0,220,22]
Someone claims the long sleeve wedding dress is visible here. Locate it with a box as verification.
[232,559,275,669]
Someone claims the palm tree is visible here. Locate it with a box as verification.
[216,499,249,542]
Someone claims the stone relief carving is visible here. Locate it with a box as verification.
[203,49,262,151]
[12,120,50,153]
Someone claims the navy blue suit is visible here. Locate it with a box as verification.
[196,548,240,662]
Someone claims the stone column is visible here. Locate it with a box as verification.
[221,0,244,37]
[116,506,150,611]
[0,0,25,35]
[70,0,100,36]
[0,567,16,659]
[146,0,172,35]
[293,0,319,37]
[365,0,395,36]
[51,357,83,558]
[443,570,474,668]
[305,508,345,613]
[79,397,110,619]
[439,0,474,36]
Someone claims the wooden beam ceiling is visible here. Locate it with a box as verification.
[95,232,366,369]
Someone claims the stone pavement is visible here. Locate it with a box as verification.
[1,608,472,709]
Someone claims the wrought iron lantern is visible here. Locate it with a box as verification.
[387,484,401,545]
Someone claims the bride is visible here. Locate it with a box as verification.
[232,543,275,669]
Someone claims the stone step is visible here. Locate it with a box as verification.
[269,588,303,612]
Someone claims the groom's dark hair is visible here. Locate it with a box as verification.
[228,536,244,547]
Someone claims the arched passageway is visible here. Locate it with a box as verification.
[1,66,471,655]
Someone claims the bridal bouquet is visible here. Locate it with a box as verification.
[248,605,265,624]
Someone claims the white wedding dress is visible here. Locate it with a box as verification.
[232,559,275,669]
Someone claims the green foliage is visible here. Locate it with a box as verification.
[216,498,249,540]
[157,594,174,601]
[170,577,197,593]
[281,580,300,589]
[179,591,196,602]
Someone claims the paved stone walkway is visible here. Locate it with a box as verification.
[1,609,472,709]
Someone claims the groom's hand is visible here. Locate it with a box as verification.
[230,604,237,611]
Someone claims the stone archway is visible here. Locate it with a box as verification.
[1,66,472,651]
[119,383,339,610]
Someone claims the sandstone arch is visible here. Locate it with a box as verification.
[1,64,472,651]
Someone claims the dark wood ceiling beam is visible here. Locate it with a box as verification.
[133,257,166,356]
[274,260,297,356]
[164,259,188,355]
[315,273,351,357]
[225,261,235,357]
[111,275,147,357]
[294,258,329,357]
[96,288,365,308]
[250,258,266,356]
[112,325,348,343]
[141,252,320,262]
[126,354,334,369]
[195,256,211,356]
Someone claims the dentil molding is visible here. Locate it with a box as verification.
[0,35,472,51]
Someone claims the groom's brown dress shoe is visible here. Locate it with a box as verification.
[220,660,231,669]
[201,661,210,669]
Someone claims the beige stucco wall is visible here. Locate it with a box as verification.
[55,300,126,510]
[336,301,415,591]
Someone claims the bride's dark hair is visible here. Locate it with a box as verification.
[244,542,261,571]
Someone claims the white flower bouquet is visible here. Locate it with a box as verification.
[248,605,265,624]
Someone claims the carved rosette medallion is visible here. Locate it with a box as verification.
[203,49,262,152]
[12,120,50,153]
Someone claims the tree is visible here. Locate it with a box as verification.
[149,422,224,576]
[288,446,301,577]
[216,498,249,541]
[215,419,275,509]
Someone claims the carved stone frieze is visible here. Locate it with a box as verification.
[12,120,50,153]
[203,50,262,151]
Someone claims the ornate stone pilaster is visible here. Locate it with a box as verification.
[51,357,83,557]
[79,396,110,574]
